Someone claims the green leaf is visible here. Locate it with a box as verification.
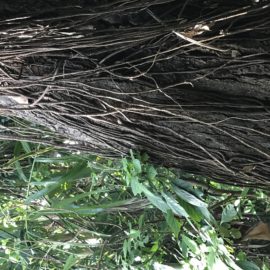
[123,240,128,258]
[173,185,207,208]
[138,214,144,229]
[147,166,157,180]
[226,259,245,270]
[173,179,194,193]
[142,187,169,213]
[241,188,249,197]
[165,210,181,237]
[151,242,159,253]
[63,255,77,270]
[130,176,144,195]
[180,240,188,258]
[122,158,128,172]
[231,228,242,239]
[20,141,31,153]
[132,159,142,174]
[219,226,230,238]
[162,192,189,218]
[195,206,215,223]
[221,204,238,224]
[15,161,28,181]
[182,235,199,254]
[236,251,246,261]
[207,249,216,270]
[237,260,260,270]
[178,199,202,222]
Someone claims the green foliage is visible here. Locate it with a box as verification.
[221,204,238,224]
[0,142,269,269]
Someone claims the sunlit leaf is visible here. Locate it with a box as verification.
[162,192,189,218]
[207,248,216,270]
[182,235,198,254]
[173,185,207,208]
[130,176,144,195]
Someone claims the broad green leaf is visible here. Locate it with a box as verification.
[173,185,207,208]
[241,188,249,197]
[173,178,204,198]
[219,245,243,270]
[162,192,189,218]
[221,204,238,224]
[231,228,242,239]
[219,226,230,238]
[180,240,188,258]
[182,235,199,254]
[122,158,128,172]
[178,199,202,222]
[237,260,260,270]
[173,179,194,193]
[142,187,169,213]
[130,176,144,195]
[195,206,215,223]
[147,166,157,180]
[132,159,142,174]
[226,258,245,270]
[165,210,181,237]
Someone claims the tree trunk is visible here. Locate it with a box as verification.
[0,0,270,187]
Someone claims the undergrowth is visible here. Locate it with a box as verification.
[0,141,269,269]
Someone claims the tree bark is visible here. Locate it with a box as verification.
[0,0,270,187]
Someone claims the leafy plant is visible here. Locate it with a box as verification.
[0,141,269,269]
